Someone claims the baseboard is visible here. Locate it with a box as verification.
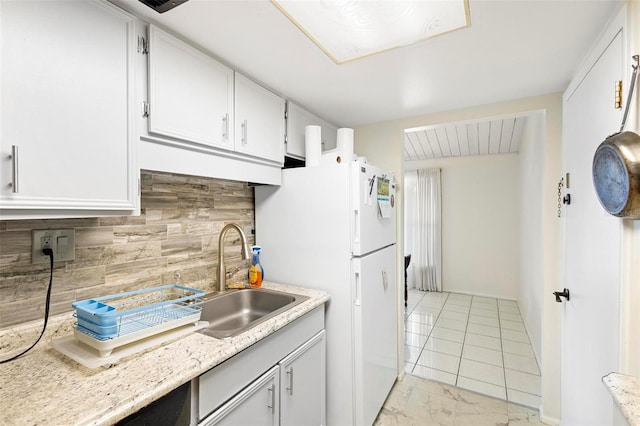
[446,289,517,301]
[540,405,561,425]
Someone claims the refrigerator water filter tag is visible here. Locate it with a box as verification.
[377,176,393,218]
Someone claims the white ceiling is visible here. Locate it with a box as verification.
[111,0,621,128]
[404,115,527,161]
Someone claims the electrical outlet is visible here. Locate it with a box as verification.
[32,229,75,264]
[41,237,53,250]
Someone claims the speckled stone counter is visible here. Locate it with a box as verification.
[603,373,640,426]
[0,282,329,426]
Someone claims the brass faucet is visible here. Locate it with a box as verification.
[217,223,251,292]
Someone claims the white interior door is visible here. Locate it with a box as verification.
[560,29,623,425]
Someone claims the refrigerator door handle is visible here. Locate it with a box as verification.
[354,271,361,306]
[382,268,388,290]
[353,209,360,244]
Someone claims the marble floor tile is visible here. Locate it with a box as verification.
[505,368,541,396]
[456,376,507,401]
[405,331,429,348]
[462,344,504,367]
[459,358,505,387]
[403,289,542,411]
[468,314,500,328]
[466,322,501,338]
[442,303,471,314]
[501,319,527,332]
[502,339,535,358]
[407,311,439,326]
[416,349,461,374]
[464,332,502,352]
[374,371,548,426]
[412,364,458,385]
[405,320,433,336]
[501,328,531,343]
[469,307,500,318]
[431,326,466,343]
[404,344,422,364]
[439,310,469,322]
[504,353,540,375]
[498,304,521,314]
[445,297,472,307]
[424,337,464,357]
[435,317,468,332]
[500,312,524,323]
[508,389,542,410]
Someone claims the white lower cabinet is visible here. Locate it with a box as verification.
[197,306,325,426]
[279,331,326,426]
[201,366,280,426]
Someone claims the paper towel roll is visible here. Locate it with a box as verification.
[337,128,354,161]
[305,125,322,167]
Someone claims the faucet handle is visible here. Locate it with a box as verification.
[241,244,252,260]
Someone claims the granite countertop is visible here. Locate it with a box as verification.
[0,282,329,426]
[603,372,640,426]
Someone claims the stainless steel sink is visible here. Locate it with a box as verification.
[197,288,309,339]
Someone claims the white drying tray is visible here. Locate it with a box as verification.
[74,308,202,357]
[51,320,208,368]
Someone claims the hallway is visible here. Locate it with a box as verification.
[404,289,541,408]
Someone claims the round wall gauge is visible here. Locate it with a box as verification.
[592,131,640,218]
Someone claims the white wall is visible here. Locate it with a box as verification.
[518,112,545,363]
[620,0,640,377]
[405,154,521,299]
[354,92,562,421]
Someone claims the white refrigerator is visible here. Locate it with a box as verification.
[255,160,398,426]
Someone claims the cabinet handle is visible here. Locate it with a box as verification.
[267,383,276,413]
[241,120,248,145]
[222,114,229,140]
[9,145,18,193]
[286,367,294,395]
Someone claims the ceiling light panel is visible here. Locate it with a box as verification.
[272,0,470,64]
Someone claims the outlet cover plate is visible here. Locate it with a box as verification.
[32,229,75,264]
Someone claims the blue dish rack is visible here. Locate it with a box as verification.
[72,284,205,341]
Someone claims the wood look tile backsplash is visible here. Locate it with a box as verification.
[0,171,255,328]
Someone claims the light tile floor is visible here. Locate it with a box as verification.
[374,374,548,425]
[404,289,542,409]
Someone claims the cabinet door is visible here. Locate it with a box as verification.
[279,330,326,426]
[319,120,338,152]
[234,73,285,164]
[285,102,338,159]
[148,25,234,150]
[201,366,279,426]
[1,0,137,213]
[285,102,317,159]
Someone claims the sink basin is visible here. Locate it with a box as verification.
[197,288,309,339]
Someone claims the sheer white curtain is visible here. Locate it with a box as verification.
[404,168,442,292]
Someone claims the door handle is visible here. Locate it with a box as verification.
[241,120,248,145]
[222,113,229,140]
[553,288,570,303]
[9,145,18,193]
[286,367,294,395]
[267,383,275,413]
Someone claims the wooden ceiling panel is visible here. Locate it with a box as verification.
[404,115,530,161]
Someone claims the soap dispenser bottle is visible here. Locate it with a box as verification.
[248,245,263,288]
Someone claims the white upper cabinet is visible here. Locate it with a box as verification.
[234,73,285,165]
[0,0,138,217]
[148,25,234,150]
[286,102,337,159]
